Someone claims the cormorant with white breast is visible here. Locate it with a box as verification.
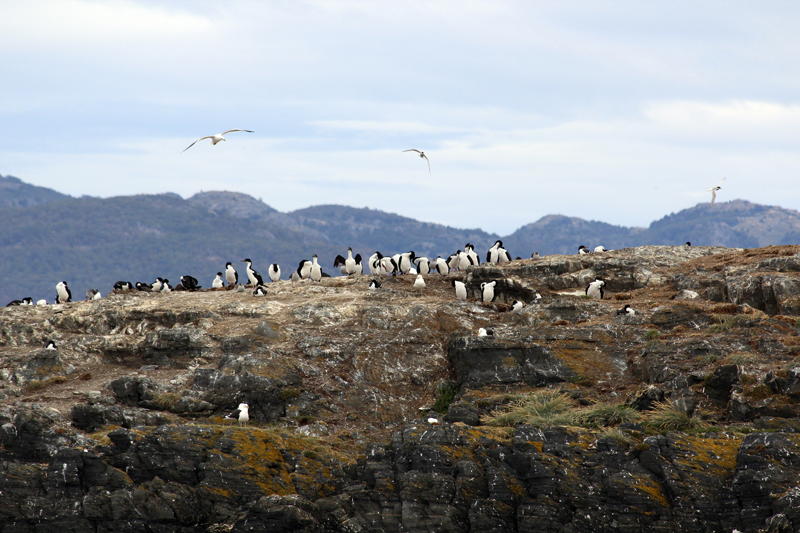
[241,259,264,286]
[212,273,224,288]
[56,281,72,304]
[481,281,497,303]
[225,262,239,286]
[451,280,467,300]
[310,255,322,282]
[297,259,313,280]
[586,278,605,299]
[268,264,281,282]
[180,275,200,291]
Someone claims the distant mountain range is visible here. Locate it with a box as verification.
[2,174,799,304]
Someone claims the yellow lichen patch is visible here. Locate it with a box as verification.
[669,434,741,478]
[629,474,671,508]
[548,342,618,380]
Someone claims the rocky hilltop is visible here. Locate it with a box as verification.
[1,245,800,532]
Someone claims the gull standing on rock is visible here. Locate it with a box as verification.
[413,274,426,290]
[402,149,430,174]
[223,403,250,427]
[182,130,253,152]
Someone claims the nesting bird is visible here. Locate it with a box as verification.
[253,286,267,296]
[511,300,525,312]
[594,246,607,253]
[180,275,200,291]
[578,245,590,255]
[114,281,133,291]
[212,273,224,288]
[44,340,57,350]
[85,289,101,301]
[368,279,382,290]
[413,274,426,290]
[616,304,636,316]
[6,297,33,306]
[478,327,494,337]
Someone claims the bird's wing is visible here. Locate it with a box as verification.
[715,177,726,187]
[182,136,213,152]
[403,149,422,154]
[423,154,431,174]
[710,189,717,205]
[334,255,346,267]
[221,129,254,135]
[354,253,362,263]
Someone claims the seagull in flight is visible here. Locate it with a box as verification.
[403,149,430,174]
[708,177,726,205]
[183,129,254,152]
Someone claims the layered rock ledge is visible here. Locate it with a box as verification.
[1,245,799,532]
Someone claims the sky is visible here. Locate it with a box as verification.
[2,1,800,236]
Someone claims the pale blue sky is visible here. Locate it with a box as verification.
[2,1,799,235]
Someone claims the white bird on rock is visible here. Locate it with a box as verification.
[452,280,467,300]
[413,274,426,290]
[480,281,497,303]
[586,278,605,299]
[183,129,253,152]
[223,403,250,427]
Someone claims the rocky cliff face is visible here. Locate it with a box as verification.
[1,245,800,532]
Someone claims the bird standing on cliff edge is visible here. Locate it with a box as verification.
[224,403,250,427]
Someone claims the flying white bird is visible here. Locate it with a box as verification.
[183,129,254,152]
[708,177,726,205]
[402,149,430,174]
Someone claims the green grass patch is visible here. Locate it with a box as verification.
[644,402,705,431]
[645,329,660,341]
[579,402,640,427]
[152,392,179,410]
[725,352,759,366]
[433,381,459,414]
[484,390,574,427]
